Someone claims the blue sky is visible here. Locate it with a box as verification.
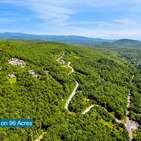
[0,0,141,39]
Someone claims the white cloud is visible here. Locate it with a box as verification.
[28,1,74,23]
[0,0,75,23]
[112,18,136,25]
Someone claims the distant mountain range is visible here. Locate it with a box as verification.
[0,32,112,45]
[99,39,141,48]
[0,32,141,48]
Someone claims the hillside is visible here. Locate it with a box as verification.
[99,39,141,49]
[0,40,141,141]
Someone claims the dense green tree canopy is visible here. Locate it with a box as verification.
[0,40,140,141]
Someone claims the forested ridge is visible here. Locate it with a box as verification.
[0,40,141,141]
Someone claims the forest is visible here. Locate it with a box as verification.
[0,40,141,141]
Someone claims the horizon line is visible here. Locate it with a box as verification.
[0,32,140,41]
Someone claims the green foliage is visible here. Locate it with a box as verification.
[0,40,137,140]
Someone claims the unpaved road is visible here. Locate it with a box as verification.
[124,80,139,141]
[65,81,79,111]
[125,116,139,141]
[57,53,74,75]
[82,105,95,114]
[34,132,46,141]
[56,52,65,64]
[67,61,74,75]
[56,53,79,111]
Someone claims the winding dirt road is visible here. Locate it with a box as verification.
[57,53,74,75]
[82,105,95,114]
[56,52,65,64]
[65,81,79,111]
[35,53,75,140]
[82,103,123,124]
[67,62,74,75]
[56,52,79,111]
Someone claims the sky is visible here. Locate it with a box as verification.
[0,0,141,39]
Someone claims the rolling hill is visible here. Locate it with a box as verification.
[99,39,141,49]
[0,40,141,141]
